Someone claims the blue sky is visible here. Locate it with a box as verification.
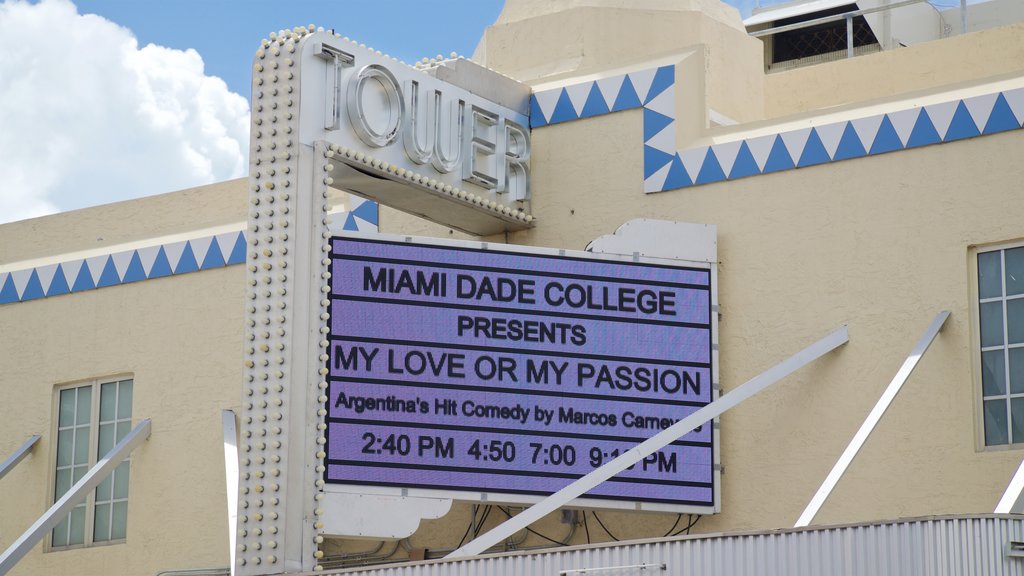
[70,0,776,101]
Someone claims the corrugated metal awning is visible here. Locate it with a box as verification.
[311,515,1024,576]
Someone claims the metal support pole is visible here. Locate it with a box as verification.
[795,312,949,528]
[0,435,40,482]
[995,456,1024,513]
[448,326,850,558]
[223,410,239,576]
[846,15,855,58]
[960,0,968,34]
[0,419,151,575]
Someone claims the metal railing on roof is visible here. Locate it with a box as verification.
[748,0,951,59]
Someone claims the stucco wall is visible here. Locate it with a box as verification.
[0,266,244,575]
[762,23,1024,119]
[0,181,247,575]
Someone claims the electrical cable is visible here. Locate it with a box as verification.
[455,505,477,549]
[496,506,572,546]
[662,513,683,537]
[686,514,701,535]
[670,514,701,537]
[583,511,591,544]
[590,511,619,541]
[474,505,493,537]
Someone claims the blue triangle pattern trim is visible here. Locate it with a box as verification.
[580,83,610,118]
[798,129,831,167]
[96,256,121,288]
[643,108,674,142]
[944,100,980,142]
[548,88,578,125]
[763,136,795,173]
[149,247,173,278]
[72,262,95,292]
[201,238,226,270]
[645,66,675,104]
[869,115,903,155]
[0,274,17,304]
[833,122,867,161]
[227,234,247,265]
[906,109,941,148]
[47,265,70,297]
[175,242,199,275]
[529,95,547,128]
[728,141,761,180]
[21,270,44,301]
[612,76,642,112]
[122,252,147,283]
[352,200,379,225]
[644,145,675,179]
[984,93,1020,134]
[695,149,726,185]
[343,213,360,231]
[662,155,692,190]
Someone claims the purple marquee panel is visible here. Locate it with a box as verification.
[326,236,715,508]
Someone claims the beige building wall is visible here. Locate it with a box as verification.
[0,181,246,575]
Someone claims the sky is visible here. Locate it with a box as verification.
[0,0,971,224]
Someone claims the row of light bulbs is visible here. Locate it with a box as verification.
[245,21,534,571]
[243,21,320,573]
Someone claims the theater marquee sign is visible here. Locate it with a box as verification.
[326,235,716,508]
[239,26,716,576]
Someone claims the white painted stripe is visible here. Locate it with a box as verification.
[85,255,109,285]
[815,121,846,158]
[61,260,84,289]
[595,75,626,111]
[779,128,812,164]
[680,146,708,182]
[963,93,999,132]
[163,240,188,273]
[1003,87,1024,126]
[746,134,776,172]
[564,82,592,118]
[644,122,677,154]
[136,245,161,276]
[711,140,744,178]
[643,161,672,193]
[110,250,134,279]
[925,100,959,140]
[850,115,885,152]
[34,263,60,295]
[533,89,562,124]
[644,86,675,118]
[189,236,215,267]
[10,269,33,298]
[888,108,920,146]
[628,68,658,104]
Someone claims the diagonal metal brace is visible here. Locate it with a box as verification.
[448,326,849,558]
[795,311,949,527]
[0,419,151,575]
[0,435,41,482]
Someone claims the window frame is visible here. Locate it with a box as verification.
[48,375,134,551]
[973,241,1024,451]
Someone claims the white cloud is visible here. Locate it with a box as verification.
[0,0,249,224]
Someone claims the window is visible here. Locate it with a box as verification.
[51,378,133,548]
[979,247,1024,446]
